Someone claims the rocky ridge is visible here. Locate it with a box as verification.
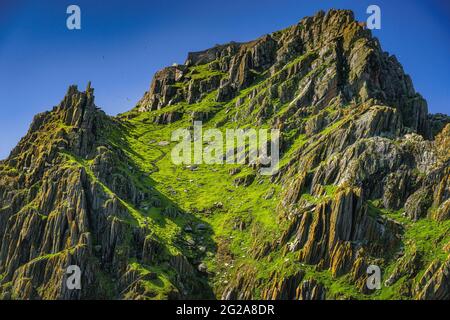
[0,9,449,300]
[0,83,210,299]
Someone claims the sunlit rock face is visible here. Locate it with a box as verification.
[0,10,448,300]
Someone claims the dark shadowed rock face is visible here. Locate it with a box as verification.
[0,9,449,300]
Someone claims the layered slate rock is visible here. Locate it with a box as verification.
[0,84,209,299]
[0,9,449,300]
[136,10,432,137]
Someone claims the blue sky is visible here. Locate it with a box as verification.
[0,0,449,159]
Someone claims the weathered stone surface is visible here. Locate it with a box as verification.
[415,257,450,300]
[0,84,205,300]
[1,9,448,301]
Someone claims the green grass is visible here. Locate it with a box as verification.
[187,62,227,81]
[5,46,447,301]
[112,74,387,300]
[116,92,292,298]
[365,200,450,299]
[124,261,177,300]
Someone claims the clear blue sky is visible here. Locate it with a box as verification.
[0,0,449,159]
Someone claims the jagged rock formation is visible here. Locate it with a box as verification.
[0,84,210,299]
[0,10,449,300]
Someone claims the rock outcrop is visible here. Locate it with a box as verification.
[0,84,209,299]
[0,9,448,300]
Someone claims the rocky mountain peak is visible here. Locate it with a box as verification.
[4,82,104,187]
[57,82,97,128]
[136,9,430,137]
[0,9,448,301]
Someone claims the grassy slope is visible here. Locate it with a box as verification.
[108,59,450,299]
[3,57,445,300]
